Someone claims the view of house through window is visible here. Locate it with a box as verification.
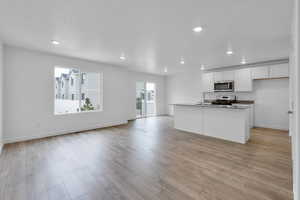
[136,82,156,118]
[54,67,102,114]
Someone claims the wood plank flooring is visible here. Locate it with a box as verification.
[0,116,293,200]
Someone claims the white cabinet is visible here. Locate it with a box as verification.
[222,71,235,81]
[213,72,223,82]
[249,104,254,128]
[251,64,289,79]
[232,104,254,128]
[251,66,269,79]
[213,71,234,82]
[202,73,214,92]
[269,64,289,78]
[202,63,288,94]
[234,68,252,92]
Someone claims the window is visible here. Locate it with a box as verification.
[54,67,102,114]
[147,91,154,101]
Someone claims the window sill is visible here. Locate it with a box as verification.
[54,109,103,116]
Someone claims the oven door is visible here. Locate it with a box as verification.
[214,82,234,92]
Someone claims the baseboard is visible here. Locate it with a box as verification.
[129,114,169,120]
[253,126,289,132]
[158,114,169,117]
[3,120,128,144]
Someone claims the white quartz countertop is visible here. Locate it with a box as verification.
[171,103,250,109]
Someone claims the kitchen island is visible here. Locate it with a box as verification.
[173,104,251,144]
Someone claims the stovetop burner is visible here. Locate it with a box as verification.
[211,98,237,105]
[211,101,232,105]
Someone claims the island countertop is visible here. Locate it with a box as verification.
[171,103,250,109]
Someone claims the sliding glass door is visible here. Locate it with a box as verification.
[136,82,156,118]
[136,81,146,118]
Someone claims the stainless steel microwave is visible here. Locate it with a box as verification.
[214,81,234,92]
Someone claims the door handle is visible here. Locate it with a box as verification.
[288,110,293,114]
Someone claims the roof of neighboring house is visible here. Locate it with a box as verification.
[56,69,79,82]
[61,73,69,80]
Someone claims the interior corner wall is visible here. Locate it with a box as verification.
[2,46,166,143]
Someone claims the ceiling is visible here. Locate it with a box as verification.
[0,0,293,75]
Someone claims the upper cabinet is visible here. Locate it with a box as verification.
[269,64,289,78]
[234,68,252,92]
[213,72,223,82]
[222,71,235,81]
[201,63,288,93]
[251,66,269,79]
[202,73,214,92]
[251,63,289,80]
[213,71,234,82]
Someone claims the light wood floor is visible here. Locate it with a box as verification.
[0,116,293,200]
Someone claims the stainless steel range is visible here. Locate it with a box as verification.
[211,95,237,105]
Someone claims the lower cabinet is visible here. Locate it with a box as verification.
[232,104,254,128]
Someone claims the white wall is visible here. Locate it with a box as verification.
[293,0,300,198]
[166,69,203,115]
[3,46,166,143]
[0,41,3,153]
[253,79,289,130]
[166,69,289,130]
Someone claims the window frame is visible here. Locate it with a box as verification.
[70,77,74,86]
[54,66,103,115]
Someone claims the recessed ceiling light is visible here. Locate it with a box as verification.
[164,67,168,73]
[180,59,185,65]
[226,50,234,55]
[241,58,246,64]
[193,26,203,33]
[120,55,126,60]
[200,65,205,70]
[51,40,60,45]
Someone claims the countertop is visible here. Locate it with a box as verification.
[171,103,250,109]
[233,100,255,104]
[203,100,255,104]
